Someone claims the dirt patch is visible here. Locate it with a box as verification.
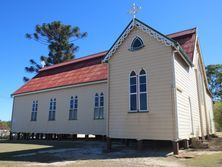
[208,137,222,151]
[1,137,222,167]
[173,136,222,167]
[24,157,184,167]
[0,140,184,167]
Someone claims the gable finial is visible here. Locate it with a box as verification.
[128,3,141,19]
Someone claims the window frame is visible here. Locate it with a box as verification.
[128,69,149,113]
[31,100,38,121]
[69,96,78,120]
[129,36,145,51]
[99,92,104,119]
[129,71,138,112]
[48,98,56,121]
[138,69,148,112]
[94,93,104,120]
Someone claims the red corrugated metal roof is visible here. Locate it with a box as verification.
[168,28,196,61]
[13,28,196,95]
[13,63,107,95]
[13,51,107,95]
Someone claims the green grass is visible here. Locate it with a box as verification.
[0,142,52,153]
[184,152,222,167]
[0,140,80,164]
[216,132,222,137]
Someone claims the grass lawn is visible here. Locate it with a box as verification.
[184,152,222,167]
[0,140,82,166]
[217,132,222,137]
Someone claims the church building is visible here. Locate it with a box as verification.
[11,18,215,154]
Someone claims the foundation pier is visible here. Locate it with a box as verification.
[183,139,189,149]
[137,140,143,151]
[172,141,179,155]
[106,137,112,152]
[17,132,21,140]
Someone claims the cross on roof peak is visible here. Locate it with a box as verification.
[128,3,141,19]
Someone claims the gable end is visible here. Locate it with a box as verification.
[103,19,193,67]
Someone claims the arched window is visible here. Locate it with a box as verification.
[130,37,144,51]
[100,93,104,119]
[49,98,56,120]
[140,69,146,75]
[94,93,99,119]
[94,93,104,119]
[129,69,148,112]
[69,96,78,120]
[100,93,104,107]
[95,93,99,108]
[53,98,56,110]
[31,100,38,121]
[130,71,137,111]
[70,96,74,109]
[139,69,147,111]
[49,99,53,111]
[74,96,78,109]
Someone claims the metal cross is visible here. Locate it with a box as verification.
[41,60,46,67]
[129,3,141,19]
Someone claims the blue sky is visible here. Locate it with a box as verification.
[0,0,221,121]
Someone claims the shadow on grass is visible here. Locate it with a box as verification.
[0,139,172,163]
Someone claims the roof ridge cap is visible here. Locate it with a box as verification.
[39,50,108,72]
[167,27,197,37]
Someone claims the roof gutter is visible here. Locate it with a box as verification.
[12,80,107,97]
[173,42,194,67]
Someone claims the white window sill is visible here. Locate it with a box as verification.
[128,110,149,113]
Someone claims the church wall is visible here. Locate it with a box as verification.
[11,82,107,135]
[185,40,215,138]
[197,59,208,136]
[194,48,211,137]
[205,92,215,134]
[188,62,202,138]
[174,54,196,139]
[108,28,175,140]
[174,39,215,139]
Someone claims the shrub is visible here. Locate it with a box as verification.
[214,102,222,131]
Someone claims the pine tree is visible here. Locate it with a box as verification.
[24,21,87,81]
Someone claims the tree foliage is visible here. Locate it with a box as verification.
[205,64,222,101]
[213,102,222,131]
[0,121,11,130]
[24,21,87,82]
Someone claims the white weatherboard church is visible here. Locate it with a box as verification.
[11,12,215,154]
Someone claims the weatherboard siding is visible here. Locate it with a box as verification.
[108,28,175,140]
[174,55,193,139]
[189,65,202,138]
[190,45,205,138]
[191,43,214,137]
[174,42,214,139]
[205,92,215,134]
[195,51,209,136]
[12,83,107,135]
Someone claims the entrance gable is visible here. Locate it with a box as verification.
[103,18,192,67]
